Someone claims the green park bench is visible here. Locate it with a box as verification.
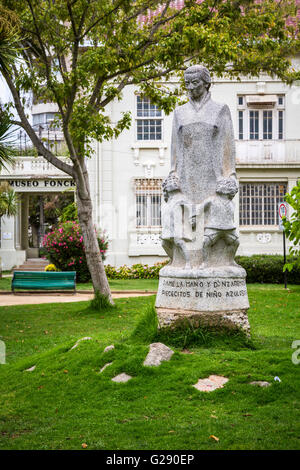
[11,271,76,293]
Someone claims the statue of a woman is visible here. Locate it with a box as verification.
[161,65,238,270]
[170,65,236,203]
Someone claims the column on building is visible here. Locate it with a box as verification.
[20,193,29,251]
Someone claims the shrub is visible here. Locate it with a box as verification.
[283,181,300,272]
[59,202,78,223]
[104,260,169,280]
[104,256,299,284]
[43,221,109,282]
[236,255,300,284]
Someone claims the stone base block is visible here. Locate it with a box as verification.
[156,307,250,335]
[155,271,250,335]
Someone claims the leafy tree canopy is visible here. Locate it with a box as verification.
[1,0,299,157]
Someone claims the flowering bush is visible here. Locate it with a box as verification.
[104,260,169,279]
[45,264,58,272]
[43,221,109,282]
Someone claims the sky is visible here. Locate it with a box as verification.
[0,75,12,104]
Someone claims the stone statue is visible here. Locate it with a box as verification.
[156,65,250,335]
[161,172,195,270]
[191,177,240,268]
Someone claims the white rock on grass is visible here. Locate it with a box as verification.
[143,342,174,367]
[250,381,271,388]
[193,375,229,392]
[111,373,132,383]
[25,365,36,372]
[104,344,115,352]
[70,337,92,350]
[99,362,113,373]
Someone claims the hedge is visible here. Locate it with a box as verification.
[235,255,300,284]
[104,255,300,284]
[104,261,169,280]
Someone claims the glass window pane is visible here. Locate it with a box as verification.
[240,182,287,226]
[249,111,259,140]
[239,111,243,140]
[278,110,283,140]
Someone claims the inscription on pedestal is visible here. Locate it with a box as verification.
[156,277,249,312]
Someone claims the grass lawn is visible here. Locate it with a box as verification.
[0,284,300,450]
[0,277,158,291]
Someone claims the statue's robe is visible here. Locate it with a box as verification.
[170,92,236,204]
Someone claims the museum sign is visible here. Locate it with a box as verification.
[5,179,76,190]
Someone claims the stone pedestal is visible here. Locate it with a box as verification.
[155,266,250,335]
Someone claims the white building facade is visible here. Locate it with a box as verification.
[1,63,300,270]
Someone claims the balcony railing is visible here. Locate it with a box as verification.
[236,140,300,164]
[0,156,70,177]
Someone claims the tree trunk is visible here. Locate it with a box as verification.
[75,179,113,305]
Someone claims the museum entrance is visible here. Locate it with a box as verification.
[19,191,75,258]
[10,177,77,259]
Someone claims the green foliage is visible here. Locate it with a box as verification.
[283,181,300,272]
[90,290,114,311]
[0,4,20,71]
[103,256,299,284]
[59,201,78,223]
[131,303,158,344]
[0,181,18,218]
[42,254,292,285]
[156,322,255,350]
[105,261,169,280]
[236,255,300,284]
[42,221,109,282]
[0,108,16,169]
[131,301,254,350]
[1,0,299,158]
[10,145,38,157]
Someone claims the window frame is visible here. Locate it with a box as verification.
[135,178,163,229]
[237,95,285,141]
[135,95,163,142]
[239,182,287,227]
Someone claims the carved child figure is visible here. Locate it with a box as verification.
[161,172,194,270]
[191,177,239,267]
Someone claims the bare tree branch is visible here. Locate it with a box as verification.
[1,67,74,177]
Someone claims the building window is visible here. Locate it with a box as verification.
[136,96,162,140]
[239,182,287,226]
[263,110,273,140]
[249,110,259,140]
[238,111,244,140]
[237,95,285,141]
[32,112,60,129]
[135,178,163,227]
[278,110,284,140]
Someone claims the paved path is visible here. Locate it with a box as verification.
[0,291,155,307]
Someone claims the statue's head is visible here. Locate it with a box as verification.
[216,177,238,199]
[184,65,211,100]
[162,172,180,200]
